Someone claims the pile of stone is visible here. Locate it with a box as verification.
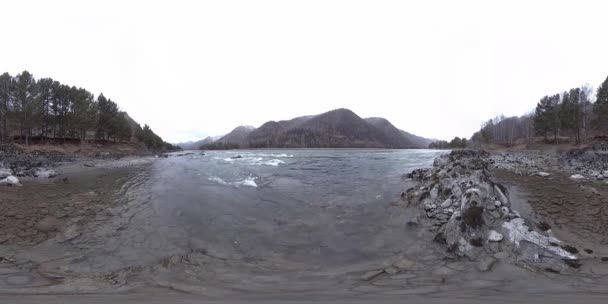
[564,141,608,179]
[0,143,65,180]
[405,150,581,273]
[490,151,558,176]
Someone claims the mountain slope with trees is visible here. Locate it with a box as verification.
[461,75,607,148]
[0,70,177,151]
[201,108,433,149]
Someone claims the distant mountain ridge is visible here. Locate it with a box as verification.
[176,135,222,150]
[193,108,432,149]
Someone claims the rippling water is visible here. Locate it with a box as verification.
[144,149,447,268]
[29,149,447,292]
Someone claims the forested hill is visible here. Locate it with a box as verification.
[201,108,433,149]
[0,71,178,151]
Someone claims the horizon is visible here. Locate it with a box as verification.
[2,0,608,143]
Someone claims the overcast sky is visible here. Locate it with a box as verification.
[2,0,607,143]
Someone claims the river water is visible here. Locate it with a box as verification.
[9,149,608,298]
[146,149,446,267]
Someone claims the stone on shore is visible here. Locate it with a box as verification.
[0,176,22,186]
[570,174,585,180]
[440,198,453,208]
[34,168,58,178]
[393,258,416,270]
[488,230,503,242]
[477,256,497,272]
[360,270,384,281]
[536,172,550,177]
[34,216,61,232]
[0,168,13,178]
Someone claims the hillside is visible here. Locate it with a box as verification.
[176,135,222,150]
[201,108,432,149]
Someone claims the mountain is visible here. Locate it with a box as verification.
[364,117,415,147]
[203,108,432,149]
[399,130,435,148]
[176,135,223,150]
[217,126,256,146]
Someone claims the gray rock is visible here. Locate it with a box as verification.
[34,216,60,232]
[488,230,503,242]
[494,252,509,260]
[571,174,585,180]
[603,170,608,178]
[390,274,417,280]
[430,186,439,201]
[393,258,416,270]
[0,168,13,179]
[432,266,456,277]
[537,172,550,177]
[406,216,420,227]
[494,185,508,207]
[441,198,453,208]
[35,168,58,178]
[360,270,384,281]
[384,267,399,275]
[477,256,497,272]
[0,176,21,186]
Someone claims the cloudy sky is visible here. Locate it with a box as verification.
[2,0,607,143]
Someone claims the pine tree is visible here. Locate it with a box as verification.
[534,96,551,140]
[96,94,119,140]
[593,75,608,135]
[37,78,55,142]
[13,71,38,145]
[0,73,12,142]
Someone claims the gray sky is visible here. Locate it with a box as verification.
[2,0,607,143]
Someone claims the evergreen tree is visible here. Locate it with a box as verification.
[96,94,119,140]
[593,75,608,135]
[0,73,12,142]
[13,71,38,145]
[37,78,55,142]
[68,87,96,144]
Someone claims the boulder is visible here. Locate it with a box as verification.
[35,168,58,178]
[488,230,503,242]
[440,198,453,208]
[603,170,608,178]
[570,174,585,180]
[477,256,497,272]
[360,270,384,281]
[494,185,509,207]
[0,176,22,186]
[34,216,61,232]
[393,258,416,270]
[0,168,13,179]
[536,172,550,177]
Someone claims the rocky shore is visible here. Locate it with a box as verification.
[404,150,583,273]
[390,147,608,286]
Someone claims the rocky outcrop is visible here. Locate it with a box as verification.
[405,150,580,273]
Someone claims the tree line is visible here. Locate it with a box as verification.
[0,70,178,151]
[463,74,608,148]
[428,137,468,149]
